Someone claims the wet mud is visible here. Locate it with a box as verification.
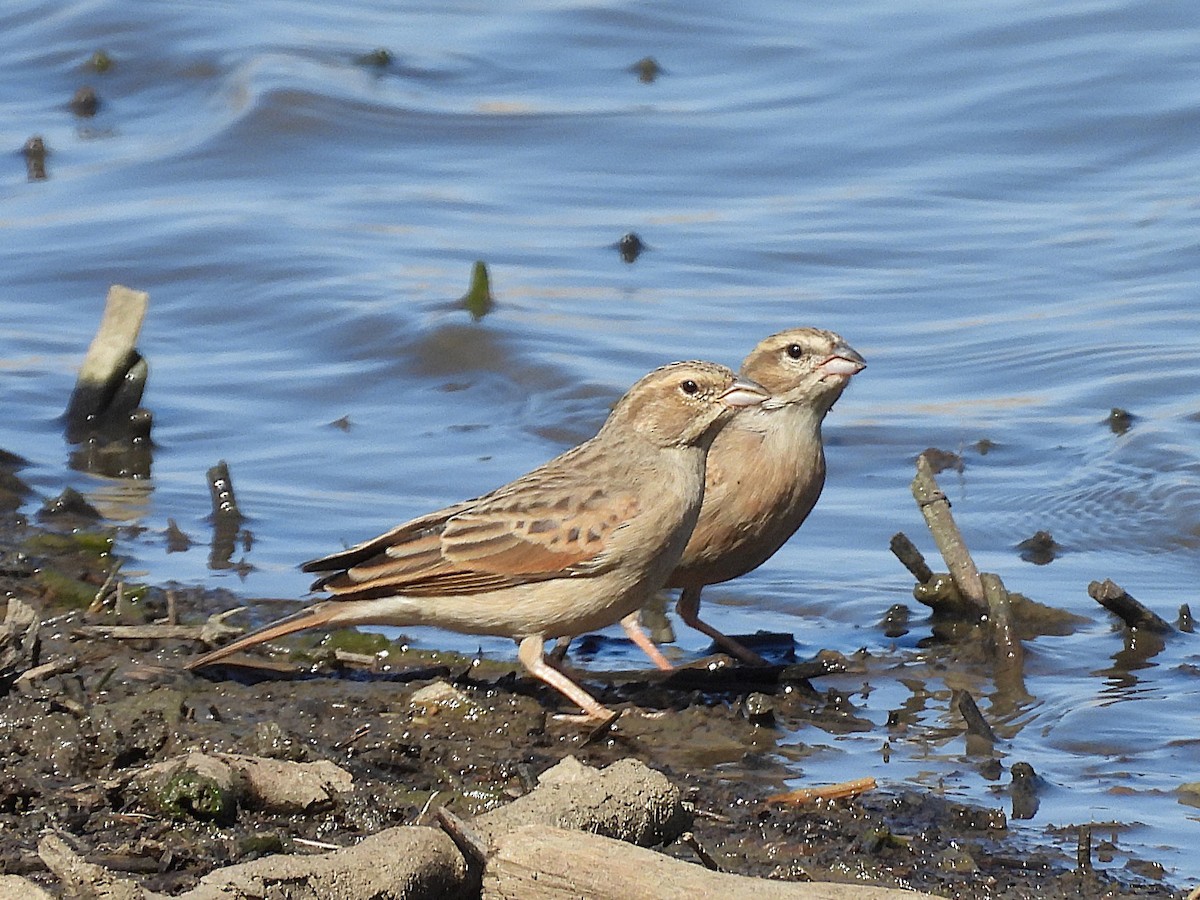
[0,470,1186,898]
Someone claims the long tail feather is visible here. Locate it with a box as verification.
[185,603,342,669]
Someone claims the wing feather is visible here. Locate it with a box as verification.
[307,465,641,599]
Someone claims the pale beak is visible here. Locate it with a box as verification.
[819,344,866,378]
[719,377,771,408]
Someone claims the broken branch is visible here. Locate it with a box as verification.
[1087,579,1173,634]
[911,454,986,614]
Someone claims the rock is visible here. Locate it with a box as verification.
[146,751,239,823]
[135,751,353,820]
[409,680,477,716]
[0,874,56,900]
[473,757,690,848]
[220,752,352,813]
[190,825,474,900]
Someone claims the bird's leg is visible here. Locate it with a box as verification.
[676,586,770,666]
[619,611,674,671]
[517,635,617,723]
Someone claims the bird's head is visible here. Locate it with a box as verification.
[602,360,769,449]
[742,328,865,415]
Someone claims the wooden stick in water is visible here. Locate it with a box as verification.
[982,572,1026,699]
[889,532,933,584]
[64,285,149,437]
[910,454,986,615]
[1087,579,1173,634]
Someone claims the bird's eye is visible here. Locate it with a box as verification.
[680,379,699,395]
[786,343,804,359]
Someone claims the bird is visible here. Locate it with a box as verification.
[186,360,769,722]
[659,327,865,666]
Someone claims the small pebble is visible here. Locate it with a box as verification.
[70,86,101,117]
[744,692,775,727]
[22,135,48,160]
[86,50,114,73]
[1106,407,1134,434]
[937,846,979,873]
[165,518,192,553]
[355,48,394,68]
[920,447,963,474]
[629,56,662,83]
[21,135,48,180]
[615,231,645,263]
[1016,530,1061,565]
[38,487,102,521]
[1125,858,1166,880]
[1009,761,1040,820]
[879,603,910,638]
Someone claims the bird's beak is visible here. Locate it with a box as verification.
[719,377,771,408]
[819,344,866,378]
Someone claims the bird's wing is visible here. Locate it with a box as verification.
[440,482,639,576]
[301,501,472,578]
[311,479,640,599]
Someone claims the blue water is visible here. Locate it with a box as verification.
[3,0,1199,885]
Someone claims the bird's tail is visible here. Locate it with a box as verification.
[184,603,343,670]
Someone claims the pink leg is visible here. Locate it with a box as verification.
[517,635,616,723]
[620,611,674,671]
[676,586,769,666]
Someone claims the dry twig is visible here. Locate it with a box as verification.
[74,608,245,645]
[766,776,877,806]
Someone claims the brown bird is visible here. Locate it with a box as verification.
[186,361,769,722]
[661,328,865,666]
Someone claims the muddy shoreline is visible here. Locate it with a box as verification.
[0,462,1186,898]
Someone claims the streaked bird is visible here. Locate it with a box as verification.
[187,361,769,721]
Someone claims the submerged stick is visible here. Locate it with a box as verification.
[982,574,1022,666]
[1087,579,1173,634]
[982,572,1028,702]
[910,454,986,615]
[207,460,243,523]
[954,690,997,744]
[208,460,246,571]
